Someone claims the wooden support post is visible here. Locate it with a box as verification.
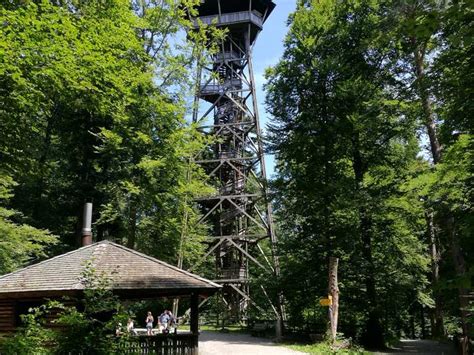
[190,293,199,335]
[328,257,339,343]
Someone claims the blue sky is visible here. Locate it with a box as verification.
[252,0,296,177]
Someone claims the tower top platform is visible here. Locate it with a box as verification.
[196,0,275,22]
[192,0,275,46]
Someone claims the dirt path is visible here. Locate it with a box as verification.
[374,339,456,355]
[199,331,305,355]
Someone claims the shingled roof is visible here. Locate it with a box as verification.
[0,241,220,299]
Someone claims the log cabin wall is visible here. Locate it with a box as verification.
[0,298,77,334]
[0,300,15,333]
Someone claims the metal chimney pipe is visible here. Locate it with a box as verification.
[81,202,93,246]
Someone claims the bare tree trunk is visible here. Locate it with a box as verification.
[328,257,339,343]
[413,45,441,164]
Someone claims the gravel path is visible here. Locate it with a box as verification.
[199,331,305,355]
[199,332,456,355]
[374,339,456,355]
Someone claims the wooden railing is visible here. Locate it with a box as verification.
[200,79,243,96]
[117,333,198,355]
[193,11,263,29]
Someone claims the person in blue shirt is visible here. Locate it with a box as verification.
[159,310,171,333]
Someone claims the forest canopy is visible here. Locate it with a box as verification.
[265,0,472,348]
[0,0,214,269]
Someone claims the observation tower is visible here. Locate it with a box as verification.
[189,0,280,324]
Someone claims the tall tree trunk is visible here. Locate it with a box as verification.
[359,210,384,348]
[414,42,469,347]
[446,217,470,354]
[413,44,441,164]
[173,197,189,317]
[413,42,447,338]
[328,257,339,344]
[410,305,416,339]
[352,134,384,349]
[33,105,58,222]
[425,210,444,337]
[420,304,426,339]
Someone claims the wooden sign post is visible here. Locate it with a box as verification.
[319,295,332,306]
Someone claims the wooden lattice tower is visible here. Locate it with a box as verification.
[189,0,280,323]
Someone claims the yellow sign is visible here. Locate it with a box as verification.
[319,295,333,306]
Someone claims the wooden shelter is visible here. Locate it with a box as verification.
[0,240,221,353]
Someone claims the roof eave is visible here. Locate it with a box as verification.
[0,285,221,300]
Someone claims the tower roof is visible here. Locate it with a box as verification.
[0,241,220,299]
[196,0,276,23]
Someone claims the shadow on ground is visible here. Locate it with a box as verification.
[374,339,456,355]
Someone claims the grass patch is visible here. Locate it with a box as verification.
[282,342,372,354]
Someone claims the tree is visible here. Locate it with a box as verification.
[391,0,473,342]
[431,136,473,346]
[0,173,57,275]
[0,0,213,267]
[265,0,429,347]
[432,3,473,343]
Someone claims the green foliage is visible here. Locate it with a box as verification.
[53,261,128,354]
[0,0,216,268]
[265,0,473,348]
[432,135,473,214]
[0,172,57,274]
[264,0,441,347]
[433,1,474,140]
[430,135,473,293]
[0,302,59,355]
